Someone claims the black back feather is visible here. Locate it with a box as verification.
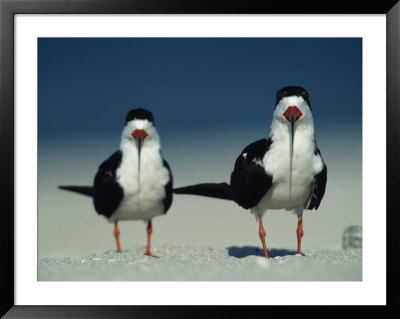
[162,159,174,213]
[307,147,327,210]
[92,151,124,218]
[230,139,273,209]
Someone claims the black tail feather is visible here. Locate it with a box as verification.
[173,182,233,201]
[58,185,93,197]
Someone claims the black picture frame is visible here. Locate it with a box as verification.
[1,0,399,317]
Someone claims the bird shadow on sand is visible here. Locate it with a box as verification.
[227,246,301,258]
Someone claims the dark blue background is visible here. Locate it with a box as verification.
[38,38,362,143]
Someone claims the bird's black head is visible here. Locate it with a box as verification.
[275,86,311,110]
[125,108,155,125]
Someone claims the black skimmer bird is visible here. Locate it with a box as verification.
[59,108,173,256]
[174,86,327,258]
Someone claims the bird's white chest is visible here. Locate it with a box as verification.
[113,145,169,221]
[259,130,318,211]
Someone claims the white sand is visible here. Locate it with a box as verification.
[38,245,361,281]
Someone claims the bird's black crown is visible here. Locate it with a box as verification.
[125,108,155,125]
[275,86,311,110]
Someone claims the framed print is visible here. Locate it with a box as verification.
[1,0,399,317]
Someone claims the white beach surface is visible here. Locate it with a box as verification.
[38,246,361,281]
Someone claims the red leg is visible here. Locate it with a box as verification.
[114,222,122,253]
[144,220,153,256]
[296,217,304,255]
[259,218,269,259]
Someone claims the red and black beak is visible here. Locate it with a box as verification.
[131,129,148,182]
[282,106,303,197]
[131,129,148,155]
[132,129,148,140]
[283,106,303,138]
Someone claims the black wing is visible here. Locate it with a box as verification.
[162,159,173,213]
[230,138,273,209]
[173,182,232,200]
[307,147,327,210]
[93,151,124,218]
[58,185,93,197]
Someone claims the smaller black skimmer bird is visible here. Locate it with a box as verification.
[59,108,173,256]
[174,86,327,258]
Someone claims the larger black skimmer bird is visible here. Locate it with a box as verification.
[174,86,327,258]
[59,108,173,256]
